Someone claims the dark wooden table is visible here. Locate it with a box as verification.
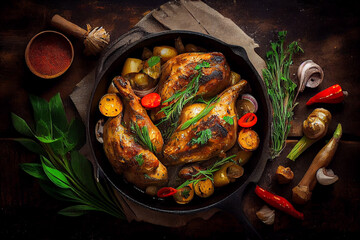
[1,0,359,239]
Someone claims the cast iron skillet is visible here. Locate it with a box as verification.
[87,30,271,239]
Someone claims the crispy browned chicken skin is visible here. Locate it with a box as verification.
[153,52,231,121]
[162,80,248,166]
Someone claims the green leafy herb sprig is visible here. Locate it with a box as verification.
[177,155,236,190]
[189,129,212,146]
[12,93,124,218]
[157,61,211,138]
[262,31,303,159]
[130,121,156,153]
[147,56,161,68]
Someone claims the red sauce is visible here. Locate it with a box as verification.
[28,32,72,76]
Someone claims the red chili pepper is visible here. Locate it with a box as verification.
[238,112,257,128]
[157,187,177,198]
[255,185,304,220]
[141,93,161,109]
[306,84,347,106]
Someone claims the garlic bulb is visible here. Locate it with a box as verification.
[316,167,339,185]
[256,205,275,225]
[303,108,332,140]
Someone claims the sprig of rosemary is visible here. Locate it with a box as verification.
[262,31,303,159]
[180,96,219,131]
[11,93,124,218]
[176,155,237,190]
[157,61,211,137]
[130,121,156,153]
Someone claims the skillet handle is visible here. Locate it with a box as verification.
[96,27,150,79]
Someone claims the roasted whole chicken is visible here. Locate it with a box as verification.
[102,77,167,189]
[162,80,248,166]
[153,52,231,121]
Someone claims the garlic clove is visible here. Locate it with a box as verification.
[256,205,275,225]
[316,167,339,185]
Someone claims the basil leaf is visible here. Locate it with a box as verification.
[11,113,34,137]
[134,153,144,166]
[20,163,47,180]
[41,156,70,189]
[58,205,98,217]
[66,118,85,151]
[49,93,68,135]
[70,151,99,196]
[29,95,52,136]
[147,56,161,68]
[14,138,46,155]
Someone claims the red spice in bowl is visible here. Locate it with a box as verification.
[25,30,74,79]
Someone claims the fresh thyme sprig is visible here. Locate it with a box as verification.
[262,31,303,159]
[176,155,237,190]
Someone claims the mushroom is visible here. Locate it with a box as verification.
[275,165,294,184]
[256,205,275,225]
[95,119,105,143]
[297,60,324,92]
[316,167,339,185]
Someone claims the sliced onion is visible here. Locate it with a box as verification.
[297,60,324,92]
[133,84,159,98]
[241,94,258,113]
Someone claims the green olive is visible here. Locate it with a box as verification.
[213,162,244,187]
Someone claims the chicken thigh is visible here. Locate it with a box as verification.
[162,80,248,166]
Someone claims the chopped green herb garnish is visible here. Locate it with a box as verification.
[134,153,144,166]
[147,56,161,68]
[223,115,235,125]
[189,128,212,146]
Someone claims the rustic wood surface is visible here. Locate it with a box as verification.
[0,0,359,239]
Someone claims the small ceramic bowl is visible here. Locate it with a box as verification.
[25,30,74,79]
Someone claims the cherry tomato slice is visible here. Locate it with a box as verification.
[238,112,257,128]
[141,93,161,109]
[157,187,177,198]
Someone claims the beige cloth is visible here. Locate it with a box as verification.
[70,0,265,227]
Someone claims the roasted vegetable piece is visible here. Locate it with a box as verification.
[130,73,153,90]
[238,112,257,128]
[121,58,143,76]
[174,36,185,54]
[292,123,342,204]
[229,71,241,85]
[143,56,161,80]
[98,93,123,117]
[276,165,294,184]
[141,93,161,109]
[255,185,304,220]
[153,46,178,63]
[185,43,199,52]
[238,128,260,151]
[306,84,347,105]
[236,150,253,166]
[157,187,177,198]
[194,178,214,198]
[173,184,194,204]
[213,162,244,187]
[178,163,203,179]
[287,108,331,161]
[141,47,153,60]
